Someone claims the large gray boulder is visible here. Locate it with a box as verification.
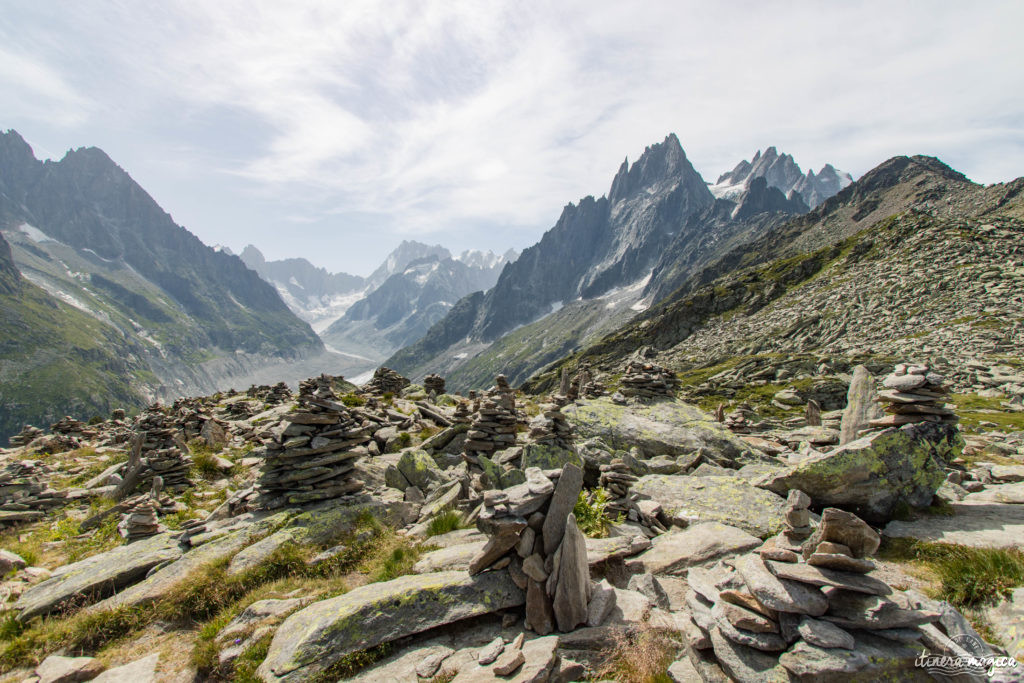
[758,422,963,524]
[633,474,787,538]
[564,397,768,464]
[257,571,525,681]
[15,533,182,621]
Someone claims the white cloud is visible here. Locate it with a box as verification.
[1,0,1023,273]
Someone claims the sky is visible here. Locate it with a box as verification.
[2,1,1023,276]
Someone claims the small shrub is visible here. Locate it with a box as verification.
[425,510,464,537]
[573,488,616,538]
[87,415,104,425]
[340,393,365,407]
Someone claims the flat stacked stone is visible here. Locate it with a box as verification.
[363,367,411,396]
[688,507,955,681]
[872,363,958,428]
[471,463,592,635]
[222,399,257,420]
[527,402,573,450]
[599,458,638,516]
[7,425,43,447]
[255,376,370,509]
[135,408,193,493]
[784,489,812,540]
[423,374,446,397]
[725,407,753,433]
[265,381,292,405]
[619,360,679,399]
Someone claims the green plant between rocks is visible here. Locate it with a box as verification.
[573,488,618,538]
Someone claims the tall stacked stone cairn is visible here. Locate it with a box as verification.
[265,381,292,405]
[134,408,194,493]
[724,406,754,433]
[50,415,96,440]
[117,479,180,542]
[463,380,519,463]
[619,360,679,399]
[222,399,257,420]
[255,376,370,509]
[599,458,638,517]
[7,425,43,447]
[685,499,973,681]
[363,366,410,396]
[471,463,593,635]
[872,363,958,428]
[423,373,446,397]
[527,401,573,450]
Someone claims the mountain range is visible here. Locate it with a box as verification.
[386,135,850,390]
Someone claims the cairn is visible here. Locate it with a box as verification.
[0,461,68,525]
[472,463,593,635]
[686,506,963,681]
[118,499,161,541]
[7,425,43,448]
[50,416,95,440]
[494,375,517,412]
[135,409,193,493]
[598,458,638,516]
[872,363,957,428]
[363,367,410,396]
[783,489,812,540]
[222,400,257,420]
[266,381,292,405]
[619,360,679,399]
[463,390,518,461]
[255,375,371,509]
[527,402,573,450]
[724,407,753,433]
[423,374,446,397]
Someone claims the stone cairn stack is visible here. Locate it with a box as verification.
[423,374,446,397]
[0,460,68,526]
[782,490,813,540]
[171,398,212,441]
[135,408,194,493]
[686,503,959,681]
[363,367,410,396]
[463,384,519,462]
[117,498,161,541]
[222,400,257,421]
[265,381,292,405]
[724,406,754,433]
[255,376,371,509]
[619,360,679,399]
[598,458,638,517]
[526,401,573,450]
[7,425,43,448]
[452,400,473,426]
[471,463,594,636]
[50,415,96,440]
[872,363,958,428]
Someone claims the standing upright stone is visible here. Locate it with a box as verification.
[805,400,822,427]
[541,463,584,555]
[553,513,590,632]
[839,366,884,445]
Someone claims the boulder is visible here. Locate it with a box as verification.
[552,514,590,632]
[15,533,182,621]
[412,542,487,574]
[758,422,964,524]
[257,571,524,681]
[988,586,1024,663]
[89,653,159,682]
[634,475,786,538]
[521,443,583,471]
[397,450,446,491]
[563,397,769,465]
[883,500,1024,548]
[626,523,760,575]
[35,654,104,683]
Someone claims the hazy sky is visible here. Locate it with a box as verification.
[2,1,1023,276]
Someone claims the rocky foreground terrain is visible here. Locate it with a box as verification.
[0,359,1021,682]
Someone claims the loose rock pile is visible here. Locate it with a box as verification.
[363,367,410,396]
[7,425,42,448]
[423,374,446,397]
[873,363,958,428]
[619,360,679,399]
[687,505,958,681]
[50,416,95,440]
[472,463,592,635]
[527,402,573,450]
[135,409,193,493]
[255,376,370,509]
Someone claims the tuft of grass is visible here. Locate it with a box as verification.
[230,632,274,683]
[340,393,365,407]
[573,488,617,538]
[190,440,228,479]
[396,432,412,448]
[425,510,465,538]
[879,538,1024,609]
[431,668,457,683]
[309,643,392,682]
[594,624,681,683]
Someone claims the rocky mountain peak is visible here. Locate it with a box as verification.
[240,244,266,266]
[608,133,708,205]
[367,240,452,290]
[712,147,851,208]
